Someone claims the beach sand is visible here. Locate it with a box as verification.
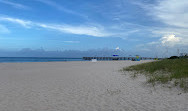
[0,61,187,111]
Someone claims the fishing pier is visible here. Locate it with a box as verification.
[83,57,156,61]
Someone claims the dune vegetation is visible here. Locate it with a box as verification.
[122,59,188,92]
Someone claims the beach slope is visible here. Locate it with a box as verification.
[0,61,187,111]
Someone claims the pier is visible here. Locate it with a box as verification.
[83,57,156,61]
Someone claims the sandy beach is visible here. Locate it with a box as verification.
[0,60,187,111]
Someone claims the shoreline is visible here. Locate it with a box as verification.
[0,60,151,64]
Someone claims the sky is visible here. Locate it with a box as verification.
[0,0,187,57]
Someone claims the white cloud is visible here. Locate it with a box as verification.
[0,17,113,37]
[151,27,188,46]
[0,17,32,28]
[152,0,188,28]
[39,23,143,37]
[0,24,10,33]
[35,0,87,18]
[0,0,29,9]
[147,41,159,45]
[134,0,188,28]
[38,23,112,37]
[160,34,181,47]
[134,0,188,48]
[63,41,80,43]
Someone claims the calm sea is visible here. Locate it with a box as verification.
[0,57,83,63]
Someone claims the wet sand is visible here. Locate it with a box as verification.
[0,61,187,111]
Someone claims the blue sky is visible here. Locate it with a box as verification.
[0,0,187,57]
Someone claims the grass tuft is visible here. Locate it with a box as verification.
[122,59,188,92]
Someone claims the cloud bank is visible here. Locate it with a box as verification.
[134,0,188,48]
[152,0,188,28]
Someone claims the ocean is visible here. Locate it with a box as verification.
[0,57,83,63]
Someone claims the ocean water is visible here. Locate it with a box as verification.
[0,57,83,63]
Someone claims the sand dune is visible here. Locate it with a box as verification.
[0,61,187,111]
